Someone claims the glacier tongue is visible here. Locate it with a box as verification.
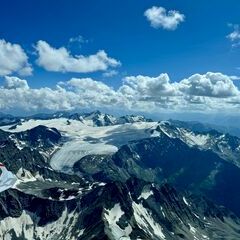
[50,141,118,172]
[49,120,157,172]
[0,118,158,172]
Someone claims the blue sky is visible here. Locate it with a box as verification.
[0,0,240,116]
[0,0,239,87]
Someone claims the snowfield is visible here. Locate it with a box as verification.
[0,118,158,172]
[104,203,132,240]
[0,165,17,193]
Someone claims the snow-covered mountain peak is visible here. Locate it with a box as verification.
[150,121,240,167]
[0,111,154,129]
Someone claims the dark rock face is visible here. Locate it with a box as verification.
[152,121,240,168]
[0,135,46,174]
[114,136,240,216]
[0,129,81,184]
[16,125,61,149]
[0,189,68,225]
[0,178,240,240]
[0,113,20,127]
[73,134,240,217]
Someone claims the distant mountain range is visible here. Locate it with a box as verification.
[0,111,240,239]
[0,111,153,127]
[1,111,240,137]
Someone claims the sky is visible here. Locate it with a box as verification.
[0,0,240,117]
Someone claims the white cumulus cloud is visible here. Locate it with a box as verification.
[144,6,185,30]
[35,40,121,73]
[4,76,29,90]
[121,74,179,101]
[179,72,239,98]
[0,39,32,76]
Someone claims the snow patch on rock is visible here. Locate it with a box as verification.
[104,203,132,240]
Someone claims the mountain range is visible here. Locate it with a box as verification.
[0,111,239,239]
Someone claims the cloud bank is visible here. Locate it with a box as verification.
[0,73,239,114]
